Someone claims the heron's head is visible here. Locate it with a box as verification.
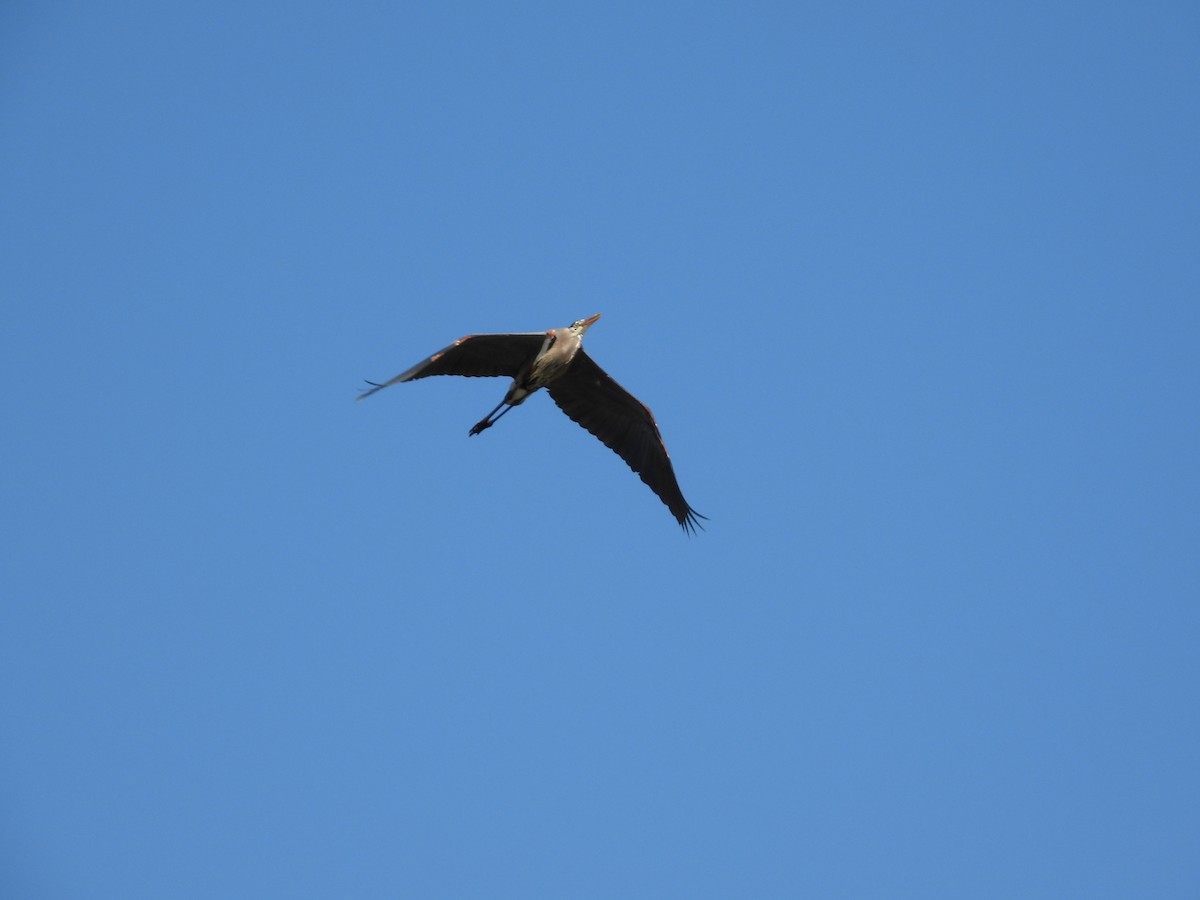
[571,313,602,335]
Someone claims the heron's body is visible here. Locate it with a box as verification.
[494,324,585,411]
[359,314,704,532]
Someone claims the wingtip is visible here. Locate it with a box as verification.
[680,508,708,535]
[356,379,386,401]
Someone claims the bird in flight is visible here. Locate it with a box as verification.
[359,314,705,533]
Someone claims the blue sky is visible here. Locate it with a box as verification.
[2,2,1198,896]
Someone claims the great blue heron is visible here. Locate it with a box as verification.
[359,314,705,532]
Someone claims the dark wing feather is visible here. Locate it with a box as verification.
[358,333,546,399]
[548,350,705,533]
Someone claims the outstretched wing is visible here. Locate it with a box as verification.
[358,332,547,399]
[548,350,705,533]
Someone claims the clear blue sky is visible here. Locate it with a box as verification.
[3,2,1198,897]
